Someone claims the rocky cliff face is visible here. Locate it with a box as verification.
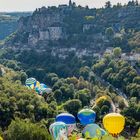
[17,6,67,45]
[18,7,63,31]
[4,4,140,53]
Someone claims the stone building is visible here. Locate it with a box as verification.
[39,27,64,41]
[48,27,63,40]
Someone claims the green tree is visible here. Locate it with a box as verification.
[5,60,20,71]
[77,76,88,90]
[19,72,27,84]
[114,35,123,46]
[133,76,140,84]
[53,89,62,103]
[93,60,106,75]
[63,99,82,116]
[105,27,114,39]
[75,89,91,107]
[101,68,113,80]
[79,66,90,80]
[126,83,140,98]
[118,99,126,109]
[6,119,51,140]
[96,98,111,108]
[131,128,140,140]
[113,47,122,58]
[100,105,110,115]
[44,73,58,86]
[105,1,112,8]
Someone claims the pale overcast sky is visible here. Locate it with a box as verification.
[0,0,138,12]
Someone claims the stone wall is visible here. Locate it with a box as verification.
[48,27,63,40]
[28,26,64,44]
[28,34,38,45]
[39,30,50,40]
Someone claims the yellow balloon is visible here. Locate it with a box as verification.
[30,84,35,89]
[95,96,107,104]
[0,136,3,140]
[36,81,40,88]
[103,113,125,135]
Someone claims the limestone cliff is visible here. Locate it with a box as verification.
[4,3,140,53]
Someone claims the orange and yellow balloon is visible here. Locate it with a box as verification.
[95,96,107,104]
[103,113,125,136]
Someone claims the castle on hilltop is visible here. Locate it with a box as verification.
[23,0,76,45]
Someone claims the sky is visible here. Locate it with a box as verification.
[0,0,138,12]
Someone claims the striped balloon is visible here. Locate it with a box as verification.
[34,81,41,94]
[56,113,76,135]
[25,78,37,89]
[77,108,96,125]
[35,81,41,88]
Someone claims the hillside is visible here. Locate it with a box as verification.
[0,1,139,139]
[0,65,53,138]
[0,55,139,139]
[0,1,139,78]
[3,1,140,52]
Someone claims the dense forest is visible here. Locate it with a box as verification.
[0,49,139,139]
[0,0,139,140]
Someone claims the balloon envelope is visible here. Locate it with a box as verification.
[56,113,76,134]
[45,88,52,93]
[49,122,68,140]
[82,124,105,138]
[103,113,125,135]
[95,96,107,104]
[56,113,76,124]
[0,136,3,140]
[35,87,41,94]
[34,81,41,94]
[40,83,52,93]
[40,83,48,89]
[100,128,107,136]
[36,81,40,88]
[25,78,36,88]
[77,108,96,125]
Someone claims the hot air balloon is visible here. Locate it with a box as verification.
[36,81,40,88]
[100,128,107,136]
[49,122,68,140]
[40,83,52,94]
[34,81,41,94]
[0,136,3,140]
[82,124,106,138]
[35,87,41,94]
[40,83,48,89]
[45,88,52,93]
[25,78,37,89]
[77,108,96,125]
[56,113,76,135]
[103,113,125,136]
[95,96,107,104]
